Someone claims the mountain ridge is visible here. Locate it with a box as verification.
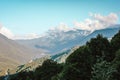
[16,25,120,54]
[0,33,46,76]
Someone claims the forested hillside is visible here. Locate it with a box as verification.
[4,30,120,80]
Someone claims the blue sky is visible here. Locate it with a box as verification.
[0,0,120,35]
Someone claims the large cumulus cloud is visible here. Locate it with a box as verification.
[0,13,119,40]
[74,13,118,31]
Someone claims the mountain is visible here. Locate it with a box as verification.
[17,25,120,54]
[5,27,120,80]
[17,29,91,54]
[0,34,46,76]
[7,46,79,75]
[50,25,120,62]
[51,46,79,63]
[78,25,120,45]
[9,56,50,75]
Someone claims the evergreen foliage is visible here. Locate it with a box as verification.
[8,30,120,80]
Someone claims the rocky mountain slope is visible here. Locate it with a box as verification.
[17,25,120,54]
[51,46,79,63]
[8,56,50,75]
[17,29,91,54]
[0,34,46,76]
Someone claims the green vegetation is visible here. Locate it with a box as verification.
[7,30,120,80]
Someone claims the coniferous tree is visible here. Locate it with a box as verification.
[87,34,114,62]
[111,30,120,53]
[34,59,63,80]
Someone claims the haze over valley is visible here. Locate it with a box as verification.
[0,0,120,80]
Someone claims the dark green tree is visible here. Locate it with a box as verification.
[9,71,34,80]
[34,59,63,80]
[111,30,120,53]
[111,49,120,80]
[91,59,116,80]
[65,46,93,80]
[8,31,120,80]
[87,34,114,62]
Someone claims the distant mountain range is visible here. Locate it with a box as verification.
[0,33,46,76]
[78,25,120,45]
[51,25,120,63]
[17,29,91,54]
[0,24,120,76]
[17,24,120,54]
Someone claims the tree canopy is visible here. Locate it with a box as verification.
[8,30,120,80]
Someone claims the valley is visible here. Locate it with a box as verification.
[0,0,120,80]
[0,25,120,78]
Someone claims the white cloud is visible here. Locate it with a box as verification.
[0,24,40,40]
[93,13,118,25]
[0,26,14,39]
[49,23,74,32]
[0,13,119,40]
[74,13,118,31]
